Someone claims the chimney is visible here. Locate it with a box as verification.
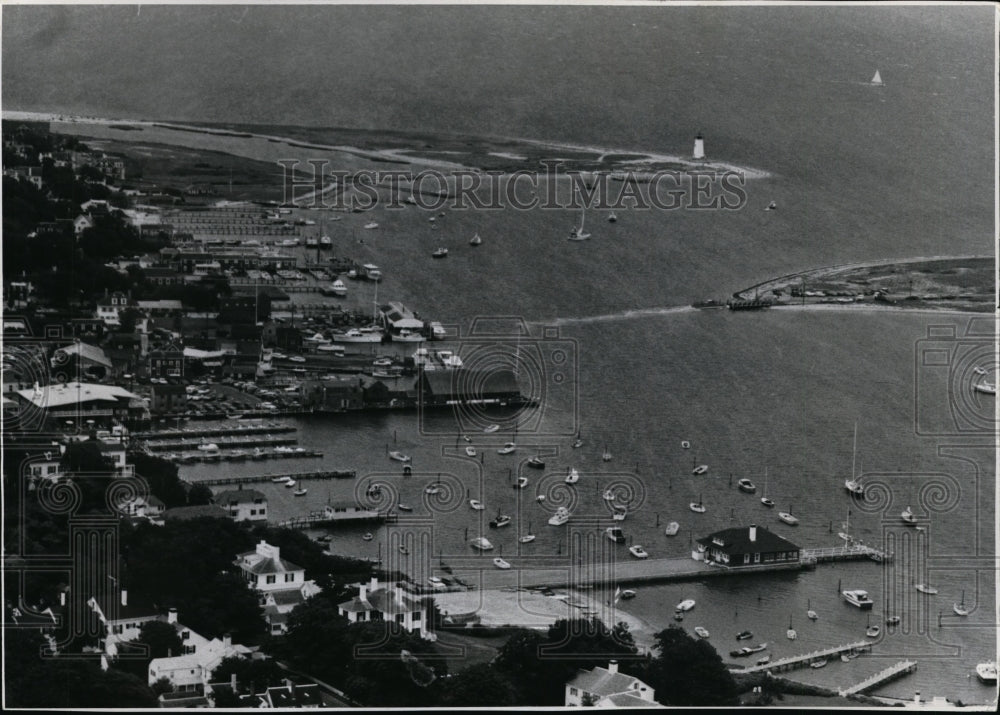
[230,673,237,691]
[914,691,921,705]
[121,589,128,607]
[223,633,231,649]
[370,576,378,593]
[749,524,757,542]
[167,648,172,658]
[693,133,705,160]
[167,607,178,624]
[608,660,618,674]
[60,591,66,607]
[359,583,367,601]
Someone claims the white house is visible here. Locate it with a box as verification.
[235,540,319,635]
[87,590,161,658]
[73,214,94,236]
[338,577,432,640]
[148,630,251,694]
[565,660,657,707]
[95,291,132,328]
[213,488,268,522]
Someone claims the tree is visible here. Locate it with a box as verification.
[640,626,738,706]
[151,677,174,696]
[435,663,518,707]
[210,655,286,694]
[130,453,187,508]
[186,483,214,506]
[138,620,184,659]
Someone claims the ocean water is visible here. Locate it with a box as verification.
[4,3,995,703]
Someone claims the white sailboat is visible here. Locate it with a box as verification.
[844,423,864,495]
[760,467,775,507]
[568,188,591,241]
[870,69,884,86]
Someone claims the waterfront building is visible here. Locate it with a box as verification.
[338,577,432,640]
[213,488,268,522]
[693,524,800,567]
[235,540,320,635]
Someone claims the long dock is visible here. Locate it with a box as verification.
[801,542,892,563]
[134,423,296,440]
[736,641,872,674]
[193,469,356,486]
[144,435,298,451]
[839,661,917,696]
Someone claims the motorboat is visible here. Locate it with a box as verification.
[333,328,384,343]
[736,631,753,641]
[681,440,690,449]
[469,499,485,510]
[886,615,901,626]
[424,484,441,495]
[519,523,536,543]
[470,537,494,551]
[737,478,756,493]
[842,590,875,609]
[778,505,798,525]
[198,442,220,452]
[602,489,617,501]
[915,583,938,595]
[765,201,778,211]
[572,434,584,448]
[469,233,482,246]
[673,612,685,621]
[692,464,709,475]
[975,661,998,684]
[866,625,881,638]
[514,476,528,489]
[612,506,627,522]
[293,488,308,496]
[399,545,409,555]
[565,468,580,484]
[285,479,297,488]
[432,247,449,258]
[900,506,917,525]
[629,545,649,559]
[954,591,969,617]
[388,451,411,463]
[760,496,775,508]
[619,589,636,600]
[363,222,379,229]
[465,446,477,457]
[489,513,512,529]
[527,456,545,469]
[694,626,710,638]
[272,476,291,483]
[498,442,517,455]
[608,211,617,223]
[664,521,680,536]
[493,557,511,570]
[602,447,612,462]
[810,659,828,669]
[392,329,424,342]
[483,424,501,433]
[605,526,626,544]
[844,478,864,495]
[973,381,996,395]
[755,655,771,666]
[397,504,413,512]
[362,533,374,541]
[548,506,571,526]
[676,599,696,612]
[689,494,706,514]
[535,495,546,503]
[319,235,332,249]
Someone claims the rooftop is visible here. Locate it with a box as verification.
[696,525,800,554]
[16,382,141,409]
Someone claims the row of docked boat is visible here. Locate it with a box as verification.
[269,475,308,496]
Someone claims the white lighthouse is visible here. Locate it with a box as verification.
[693,133,705,160]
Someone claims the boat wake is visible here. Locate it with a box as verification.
[549,305,696,327]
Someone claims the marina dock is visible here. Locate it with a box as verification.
[133,422,296,440]
[801,543,891,563]
[736,641,872,674]
[192,469,356,486]
[839,661,917,696]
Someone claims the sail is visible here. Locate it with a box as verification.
[871,70,883,86]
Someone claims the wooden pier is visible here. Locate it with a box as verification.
[736,641,872,674]
[801,542,892,563]
[839,661,917,696]
[135,423,296,440]
[193,469,356,487]
[144,435,298,451]
[277,510,396,529]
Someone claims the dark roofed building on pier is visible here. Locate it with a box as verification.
[694,524,800,567]
[418,369,521,407]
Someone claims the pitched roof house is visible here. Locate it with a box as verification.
[235,540,320,635]
[564,660,657,707]
[338,576,432,640]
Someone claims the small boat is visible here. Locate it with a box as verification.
[975,661,998,684]
[432,247,448,258]
[602,489,616,501]
[612,506,627,522]
[841,654,851,663]
[527,456,545,469]
[470,536,494,551]
[605,526,626,544]
[692,464,708,475]
[915,583,938,595]
[294,488,308,496]
[608,211,617,223]
[786,615,797,640]
[285,480,297,488]
[548,506,571,526]
[689,494,706,514]
[737,478,756,493]
[866,625,881,638]
[388,451,411,463]
[765,201,777,211]
[974,381,996,395]
[694,626,710,639]
[619,589,636,600]
[272,476,291,483]
[469,233,482,246]
[568,191,591,241]
[900,506,917,525]
[760,468,774,506]
[424,484,441,495]
[469,499,485,510]
[664,521,679,536]
[807,599,818,621]
[629,544,649,559]
[756,655,771,666]
[954,590,969,617]
[514,476,528,489]
[362,533,374,541]
[397,503,413,512]
[535,495,546,503]
[810,659,828,669]
[886,615,901,626]
[602,447,612,462]
[870,69,884,86]
[519,524,535,544]
[198,442,219,452]
[778,504,798,525]
[673,612,684,621]
[842,589,875,609]
[489,513,512,528]
[736,630,753,641]
[676,599,696,612]
[484,424,501,433]
[493,557,511,570]
[498,442,516,455]
[465,446,477,457]
[572,434,584,448]
[564,468,580,484]
[363,222,379,229]
[681,440,690,449]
